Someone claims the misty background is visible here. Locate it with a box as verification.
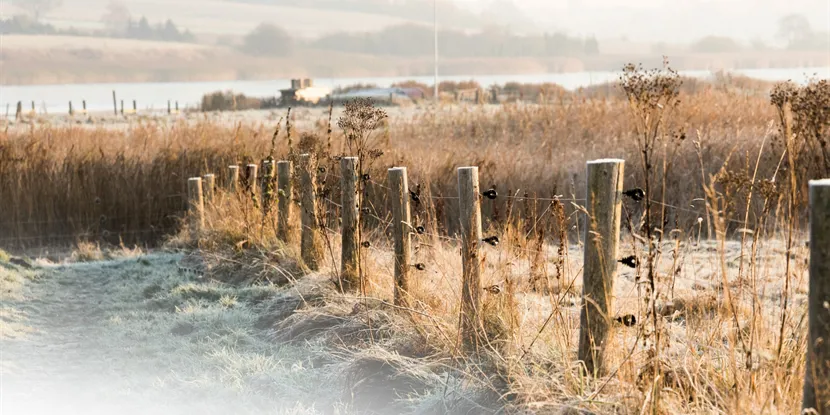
[0,0,828,85]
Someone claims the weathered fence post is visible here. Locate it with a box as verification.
[299,154,323,270]
[389,167,412,307]
[804,178,830,412]
[187,177,205,240]
[277,160,293,243]
[227,165,239,192]
[112,90,117,116]
[458,166,483,351]
[261,160,276,215]
[132,100,137,113]
[69,101,74,116]
[120,100,124,115]
[202,174,215,204]
[168,100,172,115]
[340,157,360,291]
[245,163,258,197]
[15,101,22,121]
[578,159,624,376]
[82,100,87,113]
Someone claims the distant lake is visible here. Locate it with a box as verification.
[2,67,828,114]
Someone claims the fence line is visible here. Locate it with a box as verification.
[7,149,820,379]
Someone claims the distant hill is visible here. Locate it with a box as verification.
[0,0,425,37]
[225,0,537,31]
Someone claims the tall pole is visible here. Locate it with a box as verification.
[433,0,439,103]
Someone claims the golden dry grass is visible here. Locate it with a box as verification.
[0,72,827,413]
[0,76,790,249]
[178,177,811,414]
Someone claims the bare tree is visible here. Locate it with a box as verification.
[777,14,812,47]
[101,1,131,36]
[11,0,63,21]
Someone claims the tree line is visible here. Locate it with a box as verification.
[1,15,193,43]
[241,23,599,58]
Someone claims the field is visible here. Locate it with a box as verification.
[1,0,416,37]
[1,69,829,414]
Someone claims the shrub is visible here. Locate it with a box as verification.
[241,23,293,57]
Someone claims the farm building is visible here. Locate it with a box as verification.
[329,87,424,105]
[279,79,331,106]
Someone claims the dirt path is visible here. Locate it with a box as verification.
[1,254,333,415]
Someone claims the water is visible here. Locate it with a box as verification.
[1,67,827,114]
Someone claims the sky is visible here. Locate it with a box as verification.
[454,0,830,44]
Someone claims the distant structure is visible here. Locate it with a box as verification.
[280,79,331,106]
[329,87,424,106]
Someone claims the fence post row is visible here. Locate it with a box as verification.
[227,165,240,192]
[277,161,293,243]
[578,159,624,376]
[804,178,830,412]
[261,160,276,214]
[389,167,412,308]
[202,174,216,204]
[340,157,360,292]
[187,177,205,240]
[458,166,483,352]
[299,154,323,270]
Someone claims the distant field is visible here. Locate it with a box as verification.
[0,0,419,38]
[0,35,210,52]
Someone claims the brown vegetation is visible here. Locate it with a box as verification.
[2,73,821,248]
[1,65,828,413]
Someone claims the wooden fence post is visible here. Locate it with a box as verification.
[132,100,137,113]
[277,160,293,243]
[112,90,117,116]
[389,167,412,307]
[458,166,483,351]
[578,159,624,376]
[340,157,360,292]
[69,101,74,116]
[82,100,87,113]
[299,154,323,270]
[261,160,276,216]
[168,100,172,115]
[227,165,239,192]
[187,177,205,240]
[202,174,215,204]
[120,100,124,115]
[245,163,258,198]
[804,178,830,412]
[15,101,22,121]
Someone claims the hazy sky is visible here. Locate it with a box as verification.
[455,0,830,43]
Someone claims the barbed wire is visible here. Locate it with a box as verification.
[648,199,754,227]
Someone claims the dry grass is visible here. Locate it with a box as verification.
[174,178,811,414]
[0,71,827,413]
[0,74,792,249]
